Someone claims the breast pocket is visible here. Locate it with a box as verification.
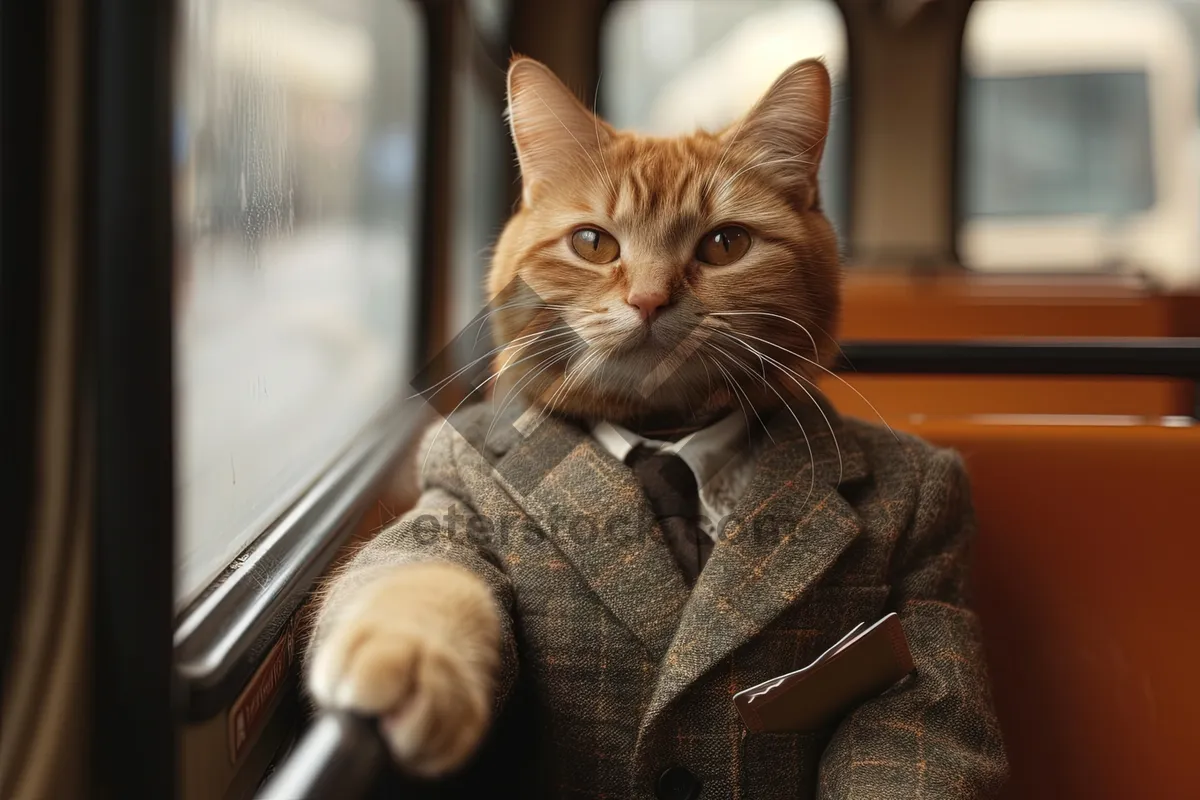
[741,585,892,694]
[736,585,893,796]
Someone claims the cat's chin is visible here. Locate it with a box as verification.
[538,373,740,432]
[616,403,738,439]
[603,329,652,357]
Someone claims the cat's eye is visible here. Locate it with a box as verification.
[696,226,751,266]
[570,227,620,264]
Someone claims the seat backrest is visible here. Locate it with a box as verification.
[825,273,1200,419]
[912,420,1200,800]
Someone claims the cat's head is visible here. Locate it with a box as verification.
[487,56,839,431]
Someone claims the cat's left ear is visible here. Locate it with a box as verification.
[723,59,831,202]
[506,56,613,206]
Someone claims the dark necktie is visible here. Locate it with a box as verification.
[626,445,712,586]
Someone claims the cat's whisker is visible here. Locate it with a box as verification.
[556,346,606,406]
[536,356,579,419]
[507,343,592,435]
[716,319,899,443]
[419,344,544,480]
[706,343,776,446]
[707,310,830,360]
[706,354,756,445]
[465,299,574,333]
[534,345,606,430]
[701,354,753,451]
[714,341,800,429]
[471,303,569,348]
[709,312,892,438]
[492,326,586,378]
[434,335,581,465]
[723,347,820,510]
[463,322,577,384]
[709,341,814,503]
[699,353,715,398]
[407,343,518,404]
[492,335,588,408]
[710,340,818,507]
[469,301,578,349]
[714,329,841,488]
[485,339,590,447]
[409,323,578,402]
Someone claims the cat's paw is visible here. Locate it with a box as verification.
[307,563,499,778]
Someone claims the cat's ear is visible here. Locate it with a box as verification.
[506,56,612,206]
[723,59,831,201]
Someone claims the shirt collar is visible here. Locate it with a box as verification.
[591,412,749,493]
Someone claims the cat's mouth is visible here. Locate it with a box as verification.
[622,322,656,349]
[606,319,685,357]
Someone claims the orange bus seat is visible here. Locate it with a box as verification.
[901,420,1200,800]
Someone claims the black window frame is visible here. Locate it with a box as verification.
[0,0,51,704]
[90,0,181,795]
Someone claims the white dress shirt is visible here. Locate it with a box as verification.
[591,413,758,541]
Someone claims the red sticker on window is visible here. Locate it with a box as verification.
[228,617,297,764]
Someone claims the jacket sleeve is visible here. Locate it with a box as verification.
[304,425,520,710]
[817,449,1009,799]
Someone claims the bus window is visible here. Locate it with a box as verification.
[959,0,1200,288]
[173,0,425,607]
[965,72,1155,218]
[600,0,850,251]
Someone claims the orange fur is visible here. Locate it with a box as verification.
[489,56,840,430]
[307,561,501,777]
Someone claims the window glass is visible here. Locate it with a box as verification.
[468,0,508,46]
[600,0,850,249]
[173,0,424,607]
[960,0,1200,284]
[964,73,1155,218]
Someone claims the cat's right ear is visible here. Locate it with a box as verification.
[506,56,612,206]
[721,59,831,204]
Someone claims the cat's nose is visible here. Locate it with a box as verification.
[626,290,670,322]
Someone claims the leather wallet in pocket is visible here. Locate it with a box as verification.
[733,612,915,734]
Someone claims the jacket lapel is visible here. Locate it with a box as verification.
[489,409,692,661]
[643,400,871,728]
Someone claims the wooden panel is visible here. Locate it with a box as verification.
[822,375,1191,420]
[840,271,1171,340]
[831,271,1195,417]
[905,420,1200,800]
[1166,292,1200,337]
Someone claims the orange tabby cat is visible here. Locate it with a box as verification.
[308,54,837,776]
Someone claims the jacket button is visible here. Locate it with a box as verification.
[656,766,701,800]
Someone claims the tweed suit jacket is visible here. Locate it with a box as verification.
[309,399,1009,799]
